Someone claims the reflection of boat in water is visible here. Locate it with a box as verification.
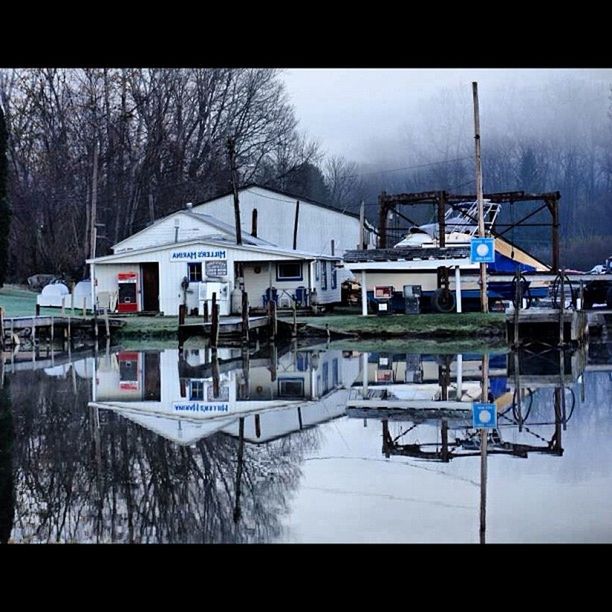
[346,199,551,312]
[347,351,513,416]
[347,349,586,462]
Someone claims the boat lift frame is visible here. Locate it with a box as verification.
[377,190,561,272]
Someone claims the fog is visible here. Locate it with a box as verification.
[283,68,612,165]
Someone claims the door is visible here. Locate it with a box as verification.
[141,262,160,312]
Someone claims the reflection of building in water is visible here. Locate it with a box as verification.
[347,349,586,463]
[90,346,361,446]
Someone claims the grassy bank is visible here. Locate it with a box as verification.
[292,312,506,339]
[0,285,59,317]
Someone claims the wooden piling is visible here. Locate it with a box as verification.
[0,307,4,349]
[212,352,220,397]
[104,308,110,338]
[35,303,40,316]
[559,269,565,346]
[441,419,449,462]
[61,296,65,315]
[82,297,87,317]
[178,304,186,326]
[211,292,219,350]
[292,299,297,338]
[241,291,249,342]
[270,300,277,340]
[513,272,521,348]
[203,299,209,323]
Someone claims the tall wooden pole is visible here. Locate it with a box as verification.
[90,142,99,260]
[472,82,489,313]
[359,200,365,249]
[227,137,242,246]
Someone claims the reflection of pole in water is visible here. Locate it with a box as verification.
[233,417,245,525]
[456,354,463,400]
[362,352,368,398]
[212,353,220,399]
[514,350,523,432]
[480,353,489,545]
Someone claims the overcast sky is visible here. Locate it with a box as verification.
[282,69,612,164]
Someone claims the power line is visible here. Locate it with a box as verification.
[346,156,472,179]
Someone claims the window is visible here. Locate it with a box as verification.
[188,262,202,282]
[277,262,302,281]
[189,379,205,400]
[278,378,304,398]
[331,266,337,290]
[321,261,328,290]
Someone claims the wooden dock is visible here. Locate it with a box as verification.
[506,308,588,346]
[1,314,124,347]
[178,315,269,343]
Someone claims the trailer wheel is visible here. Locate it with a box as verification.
[432,288,456,313]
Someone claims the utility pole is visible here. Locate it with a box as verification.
[472,82,489,313]
[227,137,242,246]
[90,142,99,260]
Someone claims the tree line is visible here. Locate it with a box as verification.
[0,69,610,283]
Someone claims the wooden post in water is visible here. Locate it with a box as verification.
[559,269,565,346]
[70,282,75,315]
[61,296,65,315]
[579,279,584,311]
[82,297,86,317]
[212,351,220,398]
[270,300,277,341]
[104,308,110,339]
[211,292,219,350]
[178,304,186,326]
[35,303,40,316]
[292,299,297,339]
[241,291,249,343]
[441,418,449,462]
[513,272,521,348]
[0,307,4,350]
[203,299,209,323]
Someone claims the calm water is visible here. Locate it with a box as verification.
[1,334,611,543]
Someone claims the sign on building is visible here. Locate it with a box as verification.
[169,248,227,263]
[470,237,496,264]
[205,260,228,277]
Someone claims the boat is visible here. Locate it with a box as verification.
[345,199,550,312]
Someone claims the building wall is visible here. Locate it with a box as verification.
[242,259,341,308]
[93,241,341,315]
[191,186,372,257]
[113,212,228,253]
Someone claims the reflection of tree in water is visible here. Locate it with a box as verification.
[7,368,320,543]
[0,379,15,544]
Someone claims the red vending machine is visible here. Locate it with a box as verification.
[117,272,138,313]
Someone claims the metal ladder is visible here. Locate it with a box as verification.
[445,200,501,236]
